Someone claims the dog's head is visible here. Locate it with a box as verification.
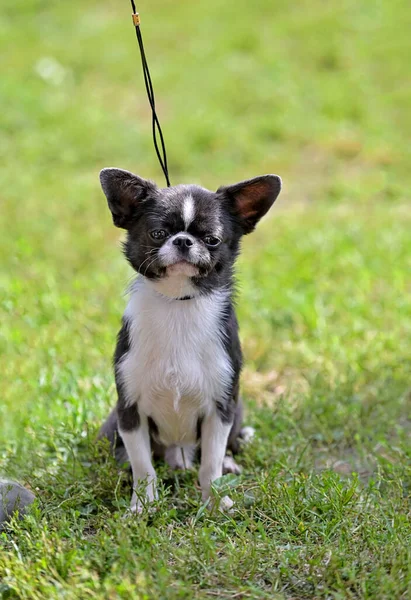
[100,168,281,298]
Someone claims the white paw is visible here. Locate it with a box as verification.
[220,495,234,511]
[125,481,157,517]
[222,455,242,475]
[205,494,234,513]
[125,496,159,517]
[123,504,143,519]
[240,426,255,444]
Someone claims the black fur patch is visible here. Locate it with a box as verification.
[216,399,236,424]
[213,299,243,425]
[117,403,139,432]
[114,317,131,365]
[113,318,140,432]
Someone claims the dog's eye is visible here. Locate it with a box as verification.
[203,235,221,248]
[150,229,169,241]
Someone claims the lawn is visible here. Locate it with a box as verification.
[1,0,411,598]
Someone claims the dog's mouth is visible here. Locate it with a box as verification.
[166,260,200,277]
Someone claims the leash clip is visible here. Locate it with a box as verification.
[132,12,141,27]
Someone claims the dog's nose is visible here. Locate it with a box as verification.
[172,235,194,250]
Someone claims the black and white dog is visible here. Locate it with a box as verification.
[99,168,282,512]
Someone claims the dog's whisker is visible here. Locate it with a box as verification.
[138,251,159,272]
[143,256,159,276]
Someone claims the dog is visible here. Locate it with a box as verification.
[98,168,282,512]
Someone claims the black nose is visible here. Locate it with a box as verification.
[172,235,194,250]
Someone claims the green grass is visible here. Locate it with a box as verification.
[1,0,411,597]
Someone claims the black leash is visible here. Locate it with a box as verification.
[129,1,171,187]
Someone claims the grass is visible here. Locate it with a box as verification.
[1,0,411,597]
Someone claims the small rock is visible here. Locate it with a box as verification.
[0,479,35,526]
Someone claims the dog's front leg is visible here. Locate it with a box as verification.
[199,411,233,510]
[118,405,157,513]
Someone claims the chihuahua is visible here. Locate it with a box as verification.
[99,168,282,512]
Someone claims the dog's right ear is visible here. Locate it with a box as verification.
[99,168,157,229]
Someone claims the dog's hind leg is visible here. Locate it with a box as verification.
[223,398,255,474]
[226,397,255,453]
[98,407,129,465]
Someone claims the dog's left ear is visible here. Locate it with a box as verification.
[218,175,282,234]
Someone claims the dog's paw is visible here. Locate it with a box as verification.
[222,455,242,475]
[123,505,143,519]
[240,426,255,444]
[219,495,234,512]
[205,494,234,513]
[125,499,160,518]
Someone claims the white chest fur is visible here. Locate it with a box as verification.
[118,280,233,446]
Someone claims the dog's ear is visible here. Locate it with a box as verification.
[99,168,158,229]
[218,175,282,234]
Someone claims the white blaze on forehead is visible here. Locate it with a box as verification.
[182,195,195,229]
